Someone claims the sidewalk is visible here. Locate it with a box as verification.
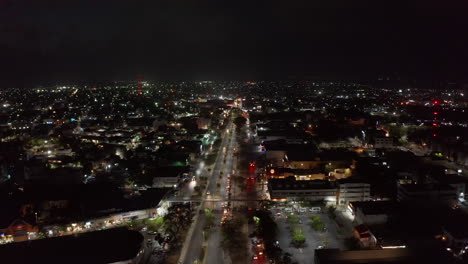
[334,208,354,238]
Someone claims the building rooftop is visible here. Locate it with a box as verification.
[443,210,468,240]
[286,150,319,161]
[0,227,143,264]
[315,247,452,264]
[399,183,455,192]
[350,201,397,215]
[433,174,468,184]
[338,177,369,184]
[268,178,335,190]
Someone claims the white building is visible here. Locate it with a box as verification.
[268,178,370,206]
[337,180,371,206]
[374,137,393,148]
[348,201,396,225]
[268,179,337,203]
[152,176,179,188]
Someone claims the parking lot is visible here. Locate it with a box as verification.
[269,204,346,264]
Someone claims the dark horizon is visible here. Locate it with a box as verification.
[1,1,468,88]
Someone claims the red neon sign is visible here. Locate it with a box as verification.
[137,74,143,94]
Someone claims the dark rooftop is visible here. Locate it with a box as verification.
[350,201,397,215]
[433,174,468,184]
[399,183,455,192]
[268,178,335,190]
[443,210,468,240]
[314,247,452,264]
[0,227,143,264]
[285,150,319,161]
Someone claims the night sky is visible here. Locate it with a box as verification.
[1,0,467,87]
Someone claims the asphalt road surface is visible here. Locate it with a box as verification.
[180,120,236,264]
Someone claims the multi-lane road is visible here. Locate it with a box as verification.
[178,120,237,264]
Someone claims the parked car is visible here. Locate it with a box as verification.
[310,207,321,213]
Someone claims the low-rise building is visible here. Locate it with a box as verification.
[337,179,370,206]
[0,227,144,264]
[266,167,325,180]
[268,177,370,205]
[374,137,393,148]
[314,247,450,264]
[284,150,321,170]
[0,219,38,243]
[431,173,467,201]
[397,183,457,206]
[151,166,188,188]
[268,178,337,203]
[353,224,377,248]
[329,168,352,179]
[348,201,397,225]
[442,210,468,250]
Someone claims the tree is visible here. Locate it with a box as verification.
[327,206,337,220]
[205,208,215,228]
[221,218,246,249]
[287,214,299,225]
[253,216,260,227]
[146,216,165,232]
[310,220,325,231]
[309,215,325,231]
[205,154,217,166]
[291,227,306,247]
[233,116,247,128]
[254,210,278,251]
[292,233,306,247]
